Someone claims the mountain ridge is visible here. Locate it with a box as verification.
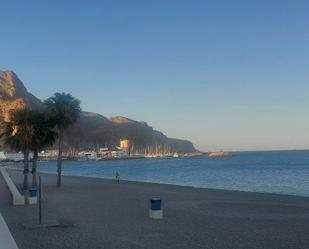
[0,69,196,153]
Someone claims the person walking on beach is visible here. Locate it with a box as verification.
[115,171,120,184]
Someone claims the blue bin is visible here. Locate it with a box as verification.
[150,198,162,211]
[29,188,37,197]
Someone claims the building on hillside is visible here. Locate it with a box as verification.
[120,139,130,154]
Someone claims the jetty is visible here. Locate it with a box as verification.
[208,151,232,157]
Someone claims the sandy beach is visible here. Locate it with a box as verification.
[1,169,309,249]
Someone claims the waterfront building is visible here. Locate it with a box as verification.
[77,151,97,160]
[0,151,6,161]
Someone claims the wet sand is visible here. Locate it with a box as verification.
[1,169,309,249]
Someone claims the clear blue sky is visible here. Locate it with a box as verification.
[1,0,308,151]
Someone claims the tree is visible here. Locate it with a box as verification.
[44,92,81,187]
[29,110,57,187]
[0,109,34,190]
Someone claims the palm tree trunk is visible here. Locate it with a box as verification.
[31,150,38,188]
[23,150,29,190]
[57,129,64,187]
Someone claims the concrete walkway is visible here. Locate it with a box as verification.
[0,170,19,249]
[0,213,19,249]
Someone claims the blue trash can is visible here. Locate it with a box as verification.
[29,188,37,197]
[150,198,162,211]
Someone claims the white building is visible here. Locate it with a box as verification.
[99,147,108,153]
[0,151,6,161]
[39,151,58,161]
[4,152,33,162]
[111,150,127,158]
[78,151,97,160]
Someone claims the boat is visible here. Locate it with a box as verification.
[173,152,179,158]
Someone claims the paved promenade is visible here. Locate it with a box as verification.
[0,169,19,249]
[1,170,309,249]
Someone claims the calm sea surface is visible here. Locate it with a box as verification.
[11,150,309,197]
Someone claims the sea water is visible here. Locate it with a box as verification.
[10,150,309,197]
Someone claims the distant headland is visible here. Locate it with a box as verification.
[0,69,196,156]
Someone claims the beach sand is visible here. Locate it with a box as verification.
[1,169,309,249]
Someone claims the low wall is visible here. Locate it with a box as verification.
[0,168,25,206]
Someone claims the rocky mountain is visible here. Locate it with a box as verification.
[0,70,41,122]
[0,69,196,153]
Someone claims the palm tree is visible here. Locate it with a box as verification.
[29,110,57,187]
[0,109,34,190]
[44,92,81,187]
